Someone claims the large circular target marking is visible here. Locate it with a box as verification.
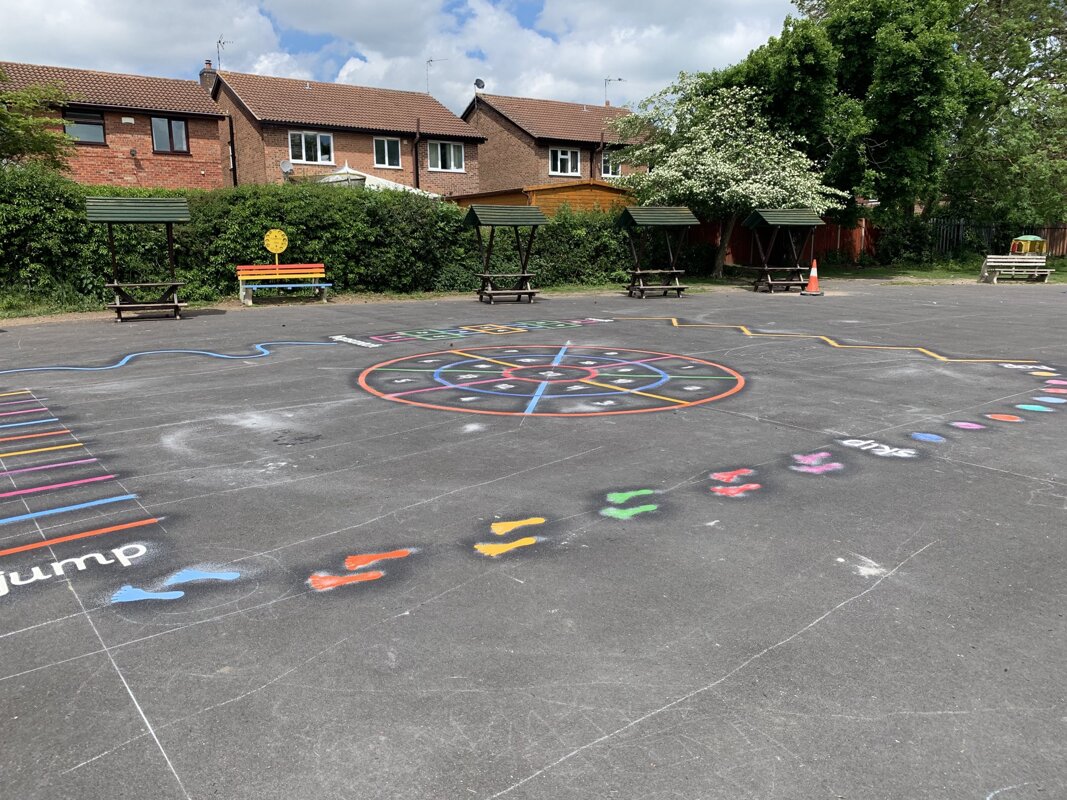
[357,345,745,417]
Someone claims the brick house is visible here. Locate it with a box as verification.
[201,64,483,195]
[461,93,636,194]
[0,61,227,190]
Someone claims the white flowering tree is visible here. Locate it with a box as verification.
[612,78,846,277]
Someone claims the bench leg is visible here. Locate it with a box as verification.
[240,286,254,306]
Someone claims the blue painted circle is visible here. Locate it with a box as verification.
[910,432,946,443]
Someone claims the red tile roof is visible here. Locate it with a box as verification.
[466,93,632,144]
[215,71,481,140]
[0,61,223,117]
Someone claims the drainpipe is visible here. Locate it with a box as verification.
[227,114,238,186]
[413,117,422,190]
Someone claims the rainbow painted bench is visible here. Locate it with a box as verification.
[236,264,331,306]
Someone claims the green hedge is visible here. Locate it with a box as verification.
[0,165,664,309]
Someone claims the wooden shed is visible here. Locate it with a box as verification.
[452,179,632,216]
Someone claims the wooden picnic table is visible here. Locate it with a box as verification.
[737,265,810,293]
[625,268,689,298]
[476,272,538,304]
[104,281,187,321]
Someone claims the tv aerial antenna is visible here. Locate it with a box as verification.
[604,76,625,104]
[426,57,448,93]
[216,35,232,70]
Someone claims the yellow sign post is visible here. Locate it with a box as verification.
[263,229,289,265]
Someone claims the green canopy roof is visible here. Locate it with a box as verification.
[463,205,547,227]
[742,208,825,228]
[85,197,191,224]
[620,206,699,228]
[1012,235,1045,241]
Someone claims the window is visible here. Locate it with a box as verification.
[550,148,580,176]
[601,151,621,177]
[63,111,105,144]
[428,141,464,172]
[288,131,334,164]
[151,117,188,153]
[374,137,401,168]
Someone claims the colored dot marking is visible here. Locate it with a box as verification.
[1017,404,1054,412]
[949,421,986,430]
[308,570,385,591]
[1033,396,1067,404]
[599,504,658,520]
[344,549,413,571]
[710,468,755,483]
[490,517,546,537]
[1044,379,1067,386]
[112,586,185,604]
[986,413,1023,422]
[911,433,946,443]
[710,483,761,498]
[474,536,538,557]
[606,489,657,504]
[1029,372,1059,377]
[1040,388,1067,394]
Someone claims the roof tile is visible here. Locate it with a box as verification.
[217,71,480,139]
[472,93,632,144]
[0,61,222,117]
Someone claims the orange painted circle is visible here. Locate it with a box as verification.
[357,345,745,417]
[985,413,1024,422]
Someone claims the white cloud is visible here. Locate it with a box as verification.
[2,0,797,113]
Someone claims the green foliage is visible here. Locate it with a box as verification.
[0,67,74,170]
[0,167,640,313]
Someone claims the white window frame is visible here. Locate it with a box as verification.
[374,137,402,169]
[288,131,334,165]
[601,150,621,177]
[550,148,580,176]
[428,141,465,172]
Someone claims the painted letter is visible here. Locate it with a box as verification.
[0,571,7,598]
[52,552,115,576]
[111,543,148,567]
[8,566,53,586]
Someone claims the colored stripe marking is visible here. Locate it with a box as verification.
[0,418,60,430]
[451,350,525,370]
[0,517,159,558]
[0,429,70,444]
[0,408,48,418]
[0,442,83,459]
[579,378,690,405]
[474,537,538,557]
[344,549,412,571]
[308,570,385,591]
[491,517,545,537]
[0,458,98,478]
[0,494,137,527]
[0,474,115,499]
[0,390,31,398]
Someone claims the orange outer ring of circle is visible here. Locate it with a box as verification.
[357,345,746,417]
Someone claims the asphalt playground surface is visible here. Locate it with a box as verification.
[0,283,1064,800]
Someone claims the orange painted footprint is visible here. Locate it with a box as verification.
[308,548,414,592]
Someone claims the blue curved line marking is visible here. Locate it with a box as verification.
[524,343,570,415]
[0,341,339,377]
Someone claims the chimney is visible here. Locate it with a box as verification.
[605,99,611,107]
[199,59,217,93]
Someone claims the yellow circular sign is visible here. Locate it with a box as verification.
[264,229,289,255]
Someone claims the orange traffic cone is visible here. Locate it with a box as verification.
[801,258,823,296]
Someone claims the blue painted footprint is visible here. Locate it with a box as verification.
[111,567,242,604]
[163,568,241,586]
[112,586,184,603]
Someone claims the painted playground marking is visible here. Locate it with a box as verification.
[359,345,744,417]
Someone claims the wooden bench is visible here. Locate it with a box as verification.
[737,265,810,292]
[236,264,331,305]
[978,255,1053,284]
[105,282,187,321]
[625,269,688,298]
[476,272,538,304]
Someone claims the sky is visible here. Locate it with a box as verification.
[0,0,799,114]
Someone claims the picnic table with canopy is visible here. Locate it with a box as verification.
[463,204,547,304]
[619,206,697,298]
[740,208,824,292]
[85,197,189,321]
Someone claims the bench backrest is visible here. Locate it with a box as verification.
[983,254,1047,266]
[237,264,326,279]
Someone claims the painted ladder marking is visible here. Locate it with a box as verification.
[0,517,159,558]
[474,537,538,557]
[490,518,546,537]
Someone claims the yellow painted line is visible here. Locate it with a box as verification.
[0,390,32,399]
[452,350,523,369]
[580,378,690,405]
[475,536,538,557]
[622,317,1037,364]
[0,442,83,459]
[491,517,546,537]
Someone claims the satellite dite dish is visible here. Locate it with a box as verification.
[280,159,293,174]
[474,78,485,89]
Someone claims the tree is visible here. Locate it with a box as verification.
[611,79,846,277]
[0,68,73,170]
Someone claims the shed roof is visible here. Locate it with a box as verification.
[464,93,633,145]
[463,205,548,227]
[85,197,191,224]
[0,61,223,117]
[215,71,481,140]
[621,206,699,228]
[743,209,825,228]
